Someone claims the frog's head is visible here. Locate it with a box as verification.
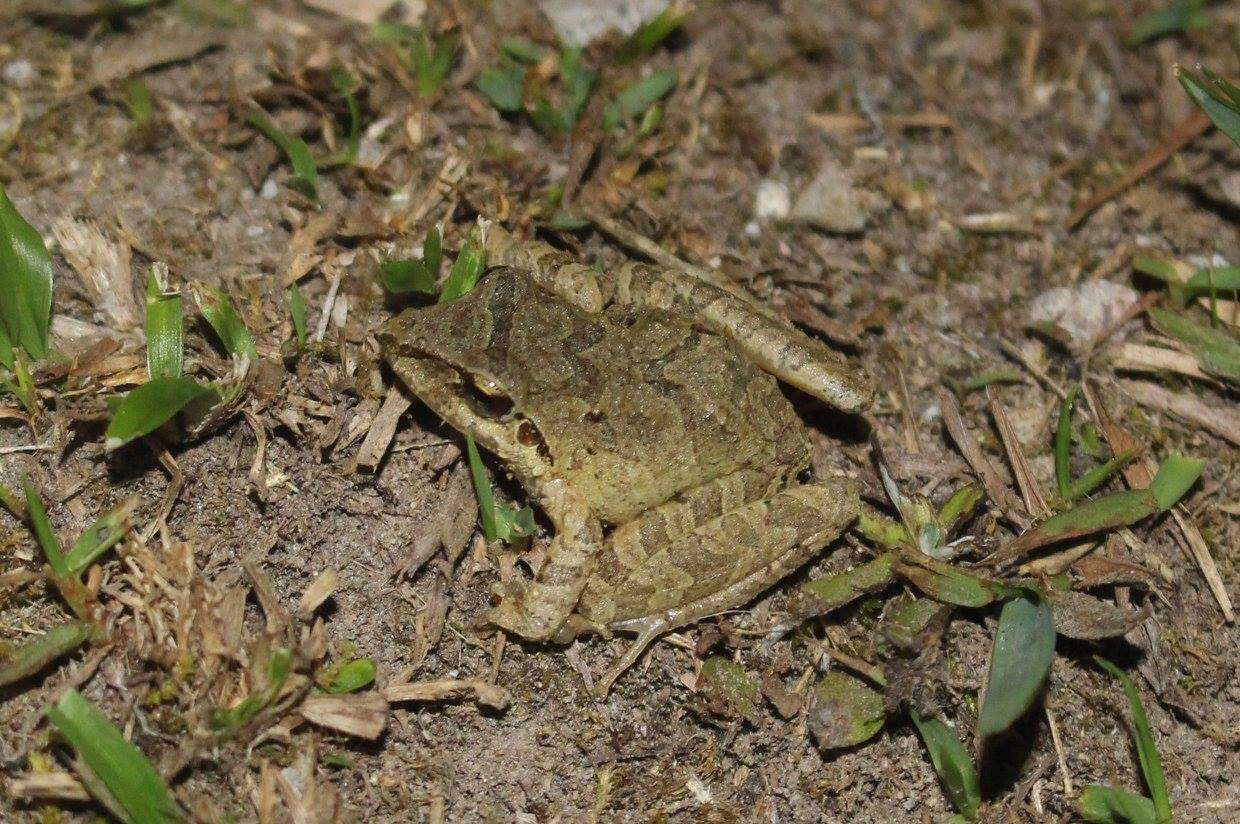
[378,269,567,487]
[378,267,536,414]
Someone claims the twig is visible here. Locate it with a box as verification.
[1045,704,1073,796]
[987,388,1050,517]
[1066,110,1211,229]
[936,388,1031,529]
[999,339,1068,400]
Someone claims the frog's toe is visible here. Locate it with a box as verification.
[486,581,573,642]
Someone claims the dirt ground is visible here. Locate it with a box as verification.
[1,1,1238,821]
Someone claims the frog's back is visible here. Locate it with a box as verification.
[384,268,810,524]
[499,274,811,523]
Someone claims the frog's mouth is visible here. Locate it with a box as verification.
[441,363,552,461]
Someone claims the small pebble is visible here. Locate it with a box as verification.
[754,179,791,221]
[260,178,279,199]
[2,59,35,88]
[246,225,266,238]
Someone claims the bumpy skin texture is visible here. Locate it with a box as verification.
[379,227,866,692]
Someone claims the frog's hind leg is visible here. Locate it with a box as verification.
[586,478,859,697]
[616,262,875,413]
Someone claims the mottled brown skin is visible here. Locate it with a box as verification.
[379,225,867,694]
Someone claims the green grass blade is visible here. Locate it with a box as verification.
[1148,307,1240,383]
[791,552,895,619]
[122,78,153,129]
[0,620,93,688]
[0,183,53,361]
[894,553,1007,607]
[1094,658,1171,821]
[22,475,67,578]
[911,712,980,820]
[1127,1,1209,45]
[617,3,688,61]
[378,259,436,295]
[1055,387,1077,499]
[1079,786,1158,823]
[1183,265,1240,296]
[1068,449,1138,502]
[1178,65,1240,146]
[46,688,182,823]
[145,269,183,380]
[1147,453,1205,509]
[438,234,485,304]
[476,64,526,113]
[104,376,216,452]
[501,37,543,64]
[287,284,307,346]
[421,225,442,276]
[853,506,909,549]
[210,648,292,730]
[65,498,133,577]
[191,283,257,360]
[1002,454,1201,561]
[465,436,498,543]
[244,108,318,200]
[323,658,376,694]
[603,70,677,130]
[0,321,12,369]
[978,594,1055,737]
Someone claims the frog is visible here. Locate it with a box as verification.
[378,222,873,695]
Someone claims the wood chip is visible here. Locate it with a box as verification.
[384,678,511,711]
[244,560,291,633]
[84,21,225,91]
[52,218,140,329]
[1110,342,1210,381]
[7,772,91,802]
[299,692,389,740]
[297,569,339,617]
[280,211,339,287]
[354,387,412,472]
[936,388,1030,529]
[1117,379,1240,447]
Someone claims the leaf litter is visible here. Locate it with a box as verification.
[0,1,1236,821]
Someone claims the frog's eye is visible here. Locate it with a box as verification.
[515,417,550,459]
[456,370,514,418]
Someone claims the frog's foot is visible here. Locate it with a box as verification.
[486,578,587,642]
[551,613,610,646]
[590,617,670,699]
[486,479,605,642]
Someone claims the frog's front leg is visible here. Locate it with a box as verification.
[486,477,603,641]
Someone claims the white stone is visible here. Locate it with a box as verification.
[754,179,791,221]
[1027,280,1139,348]
[538,0,669,47]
